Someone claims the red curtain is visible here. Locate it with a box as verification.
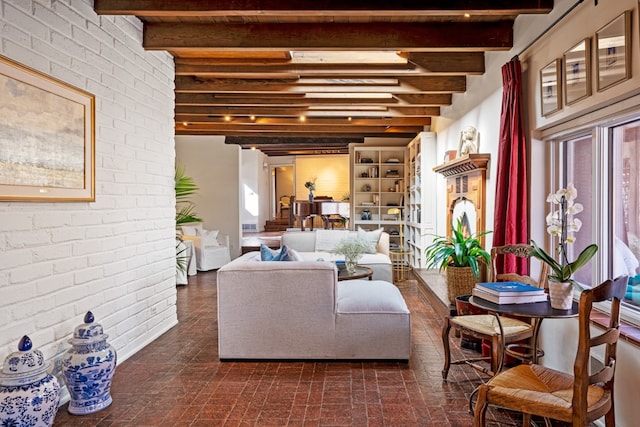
[493,59,528,275]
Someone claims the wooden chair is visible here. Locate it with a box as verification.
[442,244,548,380]
[473,275,628,427]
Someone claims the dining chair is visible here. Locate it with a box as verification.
[473,275,628,427]
[442,244,548,380]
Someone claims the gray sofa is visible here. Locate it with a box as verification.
[217,251,411,360]
[280,229,393,282]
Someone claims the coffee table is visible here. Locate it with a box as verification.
[337,265,373,281]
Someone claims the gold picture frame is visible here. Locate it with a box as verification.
[596,11,631,92]
[0,55,95,201]
[564,38,592,105]
[540,59,562,117]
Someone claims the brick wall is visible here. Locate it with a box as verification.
[0,0,177,398]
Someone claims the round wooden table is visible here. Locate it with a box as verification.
[337,265,373,281]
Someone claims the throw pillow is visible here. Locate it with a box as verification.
[357,227,384,253]
[260,244,298,261]
[181,225,199,236]
[200,229,220,246]
[315,229,348,252]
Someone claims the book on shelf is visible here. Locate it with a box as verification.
[475,281,545,296]
[472,287,548,305]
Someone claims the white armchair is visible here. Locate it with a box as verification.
[180,224,231,271]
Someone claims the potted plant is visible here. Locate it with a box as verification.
[305,177,316,202]
[175,165,202,273]
[332,237,371,273]
[425,219,492,305]
[530,184,598,309]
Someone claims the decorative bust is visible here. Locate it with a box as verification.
[457,125,479,157]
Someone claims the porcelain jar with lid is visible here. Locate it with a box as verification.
[0,335,61,427]
[61,311,117,415]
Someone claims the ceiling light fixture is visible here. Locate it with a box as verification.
[224,115,232,122]
[299,115,306,122]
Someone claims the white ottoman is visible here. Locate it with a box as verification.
[335,280,411,359]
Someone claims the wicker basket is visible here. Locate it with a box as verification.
[446,266,478,304]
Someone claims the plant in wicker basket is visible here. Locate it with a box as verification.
[425,219,492,303]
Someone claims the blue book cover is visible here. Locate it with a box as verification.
[476,281,545,296]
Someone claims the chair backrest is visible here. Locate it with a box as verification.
[571,275,628,425]
[490,244,549,289]
[280,195,290,206]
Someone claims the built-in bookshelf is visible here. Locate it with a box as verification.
[351,147,406,249]
[406,132,438,268]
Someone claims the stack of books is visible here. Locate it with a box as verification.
[472,282,548,304]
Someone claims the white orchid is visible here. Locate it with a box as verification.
[531,183,598,288]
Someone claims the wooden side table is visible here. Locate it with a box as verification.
[337,265,373,281]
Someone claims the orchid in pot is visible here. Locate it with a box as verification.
[530,184,598,309]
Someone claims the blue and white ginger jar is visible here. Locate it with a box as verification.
[62,311,117,414]
[0,335,61,427]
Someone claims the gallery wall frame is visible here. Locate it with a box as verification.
[596,11,631,92]
[540,58,562,117]
[564,38,592,105]
[0,54,95,201]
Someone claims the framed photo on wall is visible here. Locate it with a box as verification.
[540,59,562,117]
[564,38,591,105]
[0,55,95,201]
[596,11,631,91]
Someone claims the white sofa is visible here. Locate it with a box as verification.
[280,229,392,282]
[217,251,411,360]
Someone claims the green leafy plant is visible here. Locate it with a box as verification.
[424,219,491,278]
[175,164,202,227]
[304,177,316,191]
[530,184,598,289]
[175,164,201,273]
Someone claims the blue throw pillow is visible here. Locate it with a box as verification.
[260,244,298,261]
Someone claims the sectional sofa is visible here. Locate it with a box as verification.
[217,252,411,360]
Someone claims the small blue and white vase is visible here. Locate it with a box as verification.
[0,335,61,427]
[62,311,117,415]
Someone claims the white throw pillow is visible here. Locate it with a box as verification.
[200,229,220,246]
[357,227,384,253]
[315,230,348,252]
[181,225,199,236]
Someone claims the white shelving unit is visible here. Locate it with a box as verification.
[406,132,438,268]
[351,147,406,250]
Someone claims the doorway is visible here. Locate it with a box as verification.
[272,165,294,220]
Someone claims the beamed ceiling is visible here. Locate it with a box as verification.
[94,0,553,156]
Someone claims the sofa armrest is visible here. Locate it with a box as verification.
[217,233,230,248]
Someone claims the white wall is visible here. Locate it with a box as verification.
[240,148,270,231]
[0,0,177,403]
[175,136,242,257]
[432,0,640,424]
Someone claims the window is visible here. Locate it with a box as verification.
[550,115,640,322]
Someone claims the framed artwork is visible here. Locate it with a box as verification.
[540,59,562,117]
[564,38,592,105]
[0,55,95,201]
[596,11,631,91]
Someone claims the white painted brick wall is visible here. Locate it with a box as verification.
[0,0,178,403]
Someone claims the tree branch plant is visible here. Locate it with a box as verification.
[175,164,202,273]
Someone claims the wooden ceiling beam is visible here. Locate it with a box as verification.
[176,124,425,133]
[175,107,440,118]
[175,93,452,106]
[95,0,553,16]
[226,137,363,146]
[144,22,513,52]
[176,117,430,126]
[174,76,466,93]
[399,52,485,74]
[176,129,420,138]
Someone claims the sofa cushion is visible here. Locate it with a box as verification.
[337,280,409,314]
[315,229,350,252]
[357,227,384,253]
